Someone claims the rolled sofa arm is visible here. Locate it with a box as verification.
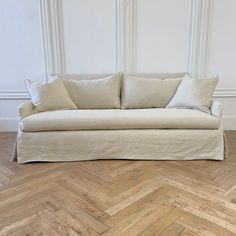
[18,102,38,120]
[210,100,223,119]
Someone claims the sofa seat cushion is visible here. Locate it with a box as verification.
[21,109,220,132]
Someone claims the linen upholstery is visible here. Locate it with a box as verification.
[122,76,182,108]
[14,72,225,163]
[17,100,222,121]
[210,100,223,119]
[18,102,38,120]
[53,72,188,81]
[16,129,225,164]
[63,73,122,109]
[166,76,219,113]
[25,79,77,112]
[124,73,188,79]
[21,108,220,132]
[53,73,114,81]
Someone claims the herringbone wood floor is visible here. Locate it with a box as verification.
[0,132,236,236]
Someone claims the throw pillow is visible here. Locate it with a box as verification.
[166,75,219,113]
[25,78,77,112]
[121,76,182,109]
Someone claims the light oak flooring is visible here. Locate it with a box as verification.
[0,132,236,235]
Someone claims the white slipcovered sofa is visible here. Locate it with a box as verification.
[13,73,227,163]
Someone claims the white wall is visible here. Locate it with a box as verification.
[207,0,236,129]
[61,0,117,73]
[0,0,236,131]
[0,0,46,131]
[135,0,190,72]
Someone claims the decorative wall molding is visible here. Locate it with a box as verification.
[187,0,236,98]
[116,0,125,72]
[39,0,65,76]
[39,0,51,80]
[213,89,236,98]
[187,0,199,77]
[0,92,29,100]
[0,0,65,100]
[1,89,235,100]
[187,0,212,78]
[127,0,205,75]
[126,0,136,73]
[116,0,136,73]
[119,0,236,99]
[1,0,236,101]
[198,0,212,78]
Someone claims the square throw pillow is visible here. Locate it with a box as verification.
[166,75,219,113]
[25,78,77,112]
[63,73,122,109]
[121,76,182,109]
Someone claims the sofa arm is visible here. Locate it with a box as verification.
[18,102,37,120]
[210,100,223,119]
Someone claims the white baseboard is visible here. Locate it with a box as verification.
[0,116,236,132]
[222,116,236,130]
[0,118,18,132]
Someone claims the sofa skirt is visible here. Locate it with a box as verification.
[13,129,226,164]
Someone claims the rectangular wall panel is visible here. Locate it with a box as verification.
[135,0,190,73]
[0,0,46,131]
[0,0,46,92]
[207,0,236,89]
[61,0,117,73]
[206,0,236,130]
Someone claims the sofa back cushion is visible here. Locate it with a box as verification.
[61,73,122,109]
[123,73,187,79]
[25,78,77,112]
[121,75,183,109]
[52,72,187,81]
[53,73,113,81]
